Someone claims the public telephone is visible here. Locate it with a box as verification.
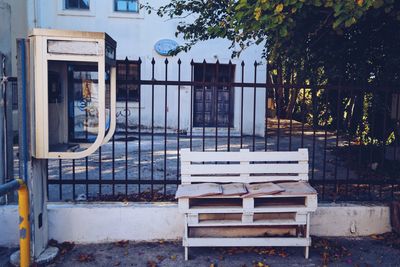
[28,29,117,159]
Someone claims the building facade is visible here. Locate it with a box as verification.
[4,0,268,136]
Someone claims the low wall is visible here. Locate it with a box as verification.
[0,202,391,246]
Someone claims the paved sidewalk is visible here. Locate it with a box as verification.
[2,236,400,267]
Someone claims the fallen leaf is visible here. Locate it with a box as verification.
[77,253,95,262]
[156,255,165,262]
[115,240,129,247]
[147,260,157,267]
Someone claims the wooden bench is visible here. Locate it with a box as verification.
[178,148,317,260]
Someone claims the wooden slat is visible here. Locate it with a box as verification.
[184,237,311,247]
[182,175,308,184]
[277,182,317,195]
[180,149,308,163]
[185,205,315,214]
[189,226,297,238]
[189,219,307,227]
[187,213,307,226]
[181,163,308,175]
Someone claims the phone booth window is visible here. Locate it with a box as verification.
[67,64,104,142]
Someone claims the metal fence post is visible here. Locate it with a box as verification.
[0,52,5,204]
[1,53,15,203]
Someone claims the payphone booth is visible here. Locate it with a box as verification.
[14,29,117,265]
[29,28,117,159]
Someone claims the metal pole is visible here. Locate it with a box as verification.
[0,179,31,267]
[0,53,6,204]
[18,180,30,267]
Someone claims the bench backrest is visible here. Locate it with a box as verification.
[180,148,309,184]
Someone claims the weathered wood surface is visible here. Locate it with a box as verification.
[175,183,222,198]
[189,226,297,238]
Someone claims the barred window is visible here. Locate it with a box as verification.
[116,60,140,102]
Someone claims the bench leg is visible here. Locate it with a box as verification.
[184,246,189,261]
[305,212,311,259]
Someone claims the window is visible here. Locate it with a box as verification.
[193,63,235,127]
[114,0,138,13]
[116,60,140,102]
[65,0,90,10]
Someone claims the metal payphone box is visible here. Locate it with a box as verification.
[28,29,117,159]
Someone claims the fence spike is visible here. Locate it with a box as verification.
[138,57,142,64]
[151,58,155,64]
[165,58,169,64]
[177,58,181,64]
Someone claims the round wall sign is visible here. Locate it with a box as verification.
[154,39,179,56]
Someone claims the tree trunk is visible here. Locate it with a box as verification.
[275,63,285,118]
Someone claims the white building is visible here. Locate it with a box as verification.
[2,0,268,137]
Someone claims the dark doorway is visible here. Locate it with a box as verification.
[193,63,235,127]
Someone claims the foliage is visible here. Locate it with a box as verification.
[143,0,400,83]
[143,0,400,144]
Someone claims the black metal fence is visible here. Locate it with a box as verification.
[11,59,400,202]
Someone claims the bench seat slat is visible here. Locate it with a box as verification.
[178,182,317,197]
[182,175,308,184]
[181,163,308,175]
[185,206,315,213]
[181,149,308,162]
[184,237,311,247]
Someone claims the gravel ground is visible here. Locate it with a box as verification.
[2,236,400,267]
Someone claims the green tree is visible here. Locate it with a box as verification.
[144,0,399,81]
[144,0,400,143]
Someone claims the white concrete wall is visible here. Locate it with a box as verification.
[0,203,392,247]
[0,205,19,246]
[31,0,267,136]
[0,0,28,76]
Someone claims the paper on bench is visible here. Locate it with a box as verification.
[241,183,285,198]
[175,183,222,198]
[221,183,248,196]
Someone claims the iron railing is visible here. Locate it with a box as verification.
[10,59,400,202]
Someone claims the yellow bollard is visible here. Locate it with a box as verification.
[17,179,30,267]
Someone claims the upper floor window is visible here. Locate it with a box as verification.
[114,0,138,13]
[65,0,90,10]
